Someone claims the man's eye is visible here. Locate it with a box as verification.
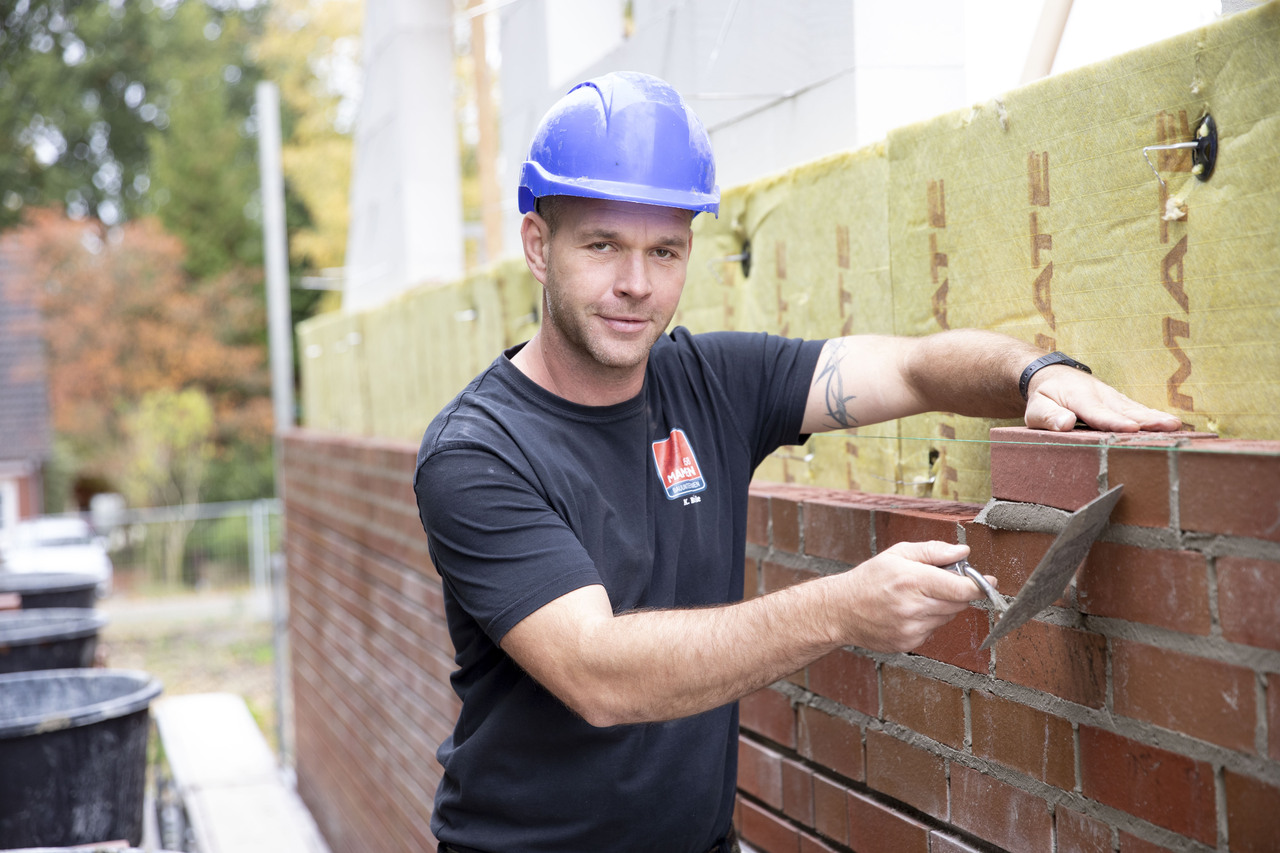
[591,242,612,251]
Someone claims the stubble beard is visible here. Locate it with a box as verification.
[542,268,669,373]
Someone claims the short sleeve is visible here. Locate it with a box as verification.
[665,329,824,468]
[414,446,603,643]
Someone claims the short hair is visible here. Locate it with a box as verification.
[535,195,695,237]
[535,196,565,235]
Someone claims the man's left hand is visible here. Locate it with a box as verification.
[1025,365,1183,433]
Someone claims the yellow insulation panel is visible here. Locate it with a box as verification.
[297,3,1279,500]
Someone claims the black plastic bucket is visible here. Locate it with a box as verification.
[3,848,184,852]
[3,848,184,853]
[0,669,163,848]
[0,573,99,609]
[0,609,108,674]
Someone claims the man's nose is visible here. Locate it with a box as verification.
[613,251,652,298]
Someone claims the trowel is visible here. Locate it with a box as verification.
[944,485,1124,650]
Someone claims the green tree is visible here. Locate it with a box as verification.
[146,0,268,278]
[0,0,160,230]
[254,0,361,277]
[121,386,214,509]
[121,386,214,586]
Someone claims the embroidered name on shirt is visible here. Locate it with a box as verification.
[651,428,707,501]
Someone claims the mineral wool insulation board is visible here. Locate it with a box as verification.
[680,1,1279,501]
[299,2,1279,504]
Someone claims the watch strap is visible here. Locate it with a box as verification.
[1019,351,1092,400]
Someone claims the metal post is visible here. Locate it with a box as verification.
[248,499,265,594]
[256,80,295,776]
[255,81,295,435]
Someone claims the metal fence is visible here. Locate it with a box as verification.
[98,499,281,595]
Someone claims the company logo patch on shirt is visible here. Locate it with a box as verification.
[651,428,707,501]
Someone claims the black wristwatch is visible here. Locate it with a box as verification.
[1019,351,1092,400]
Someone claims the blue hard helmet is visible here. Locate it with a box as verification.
[518,71,720,218]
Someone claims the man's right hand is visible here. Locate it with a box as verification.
[831,541,993,653]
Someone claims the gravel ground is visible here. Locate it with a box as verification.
[98,588,282,752]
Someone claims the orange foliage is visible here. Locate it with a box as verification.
[11,208,272,471]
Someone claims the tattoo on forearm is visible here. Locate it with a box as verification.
[817,342,858,429]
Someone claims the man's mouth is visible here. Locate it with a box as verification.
[599,315,650,334]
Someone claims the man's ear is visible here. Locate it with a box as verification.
[521,212,550,285]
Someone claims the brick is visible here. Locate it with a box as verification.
[950,763,1053,851]
[963,524,1057,602]
[781,757,814,826]
[994,620,1107,708]
[799,834,839,853]
[738,738,784,809]
[762,559,820,595]
[874,506,971,551]
[865,730,947,820]
[798,706,864,782]
[1217,556,1280,651]
[914,607,992,674]
[929,832,985,853]
[1079,726,1216,845]
[743,557,761,600]
[970,691,1074,789]
[803,498,873,565]
[1179,443,1280,542]
[1107,445,1172,527]
[1224,770,1280,853]
[740,687,796,749]
[880,666,965,749]
[812,774,848,844]
[989,427,1105,510]
[1076,543,1210,635]
[771,496,803,554]
[1112,638,1255,753]
[747,492,770,546]
[846,788,930,853]
[807,648,877,716]
[1055,805,1112,853]
[1270,672,1280,761]
[1117,831,1178,853]
[738,796,801,853]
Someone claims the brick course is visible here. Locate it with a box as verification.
[283,427,1280,853]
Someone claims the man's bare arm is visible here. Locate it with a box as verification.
[802,331,1182,434]
[500,541,982,727]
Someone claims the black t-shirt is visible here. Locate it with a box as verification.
[414,327,823,852]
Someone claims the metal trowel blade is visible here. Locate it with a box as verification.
[980,485,1124,649]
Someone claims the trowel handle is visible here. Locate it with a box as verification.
[942,559,1009,613]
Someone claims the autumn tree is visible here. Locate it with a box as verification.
[6,1,364,507]
[13,208,271,508]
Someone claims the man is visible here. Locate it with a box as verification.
[414,71,1180,853]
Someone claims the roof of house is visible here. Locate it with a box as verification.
[0,235,52,465]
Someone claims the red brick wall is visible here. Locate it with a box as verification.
[283,427,1280,852]
[282,431,456,852]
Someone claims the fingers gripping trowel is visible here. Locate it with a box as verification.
[945,485,1124,650]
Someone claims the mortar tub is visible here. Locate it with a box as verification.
[0,573,99,610]
[0,669,163,848]
[0,609,108,674]
[3,848,184,852]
